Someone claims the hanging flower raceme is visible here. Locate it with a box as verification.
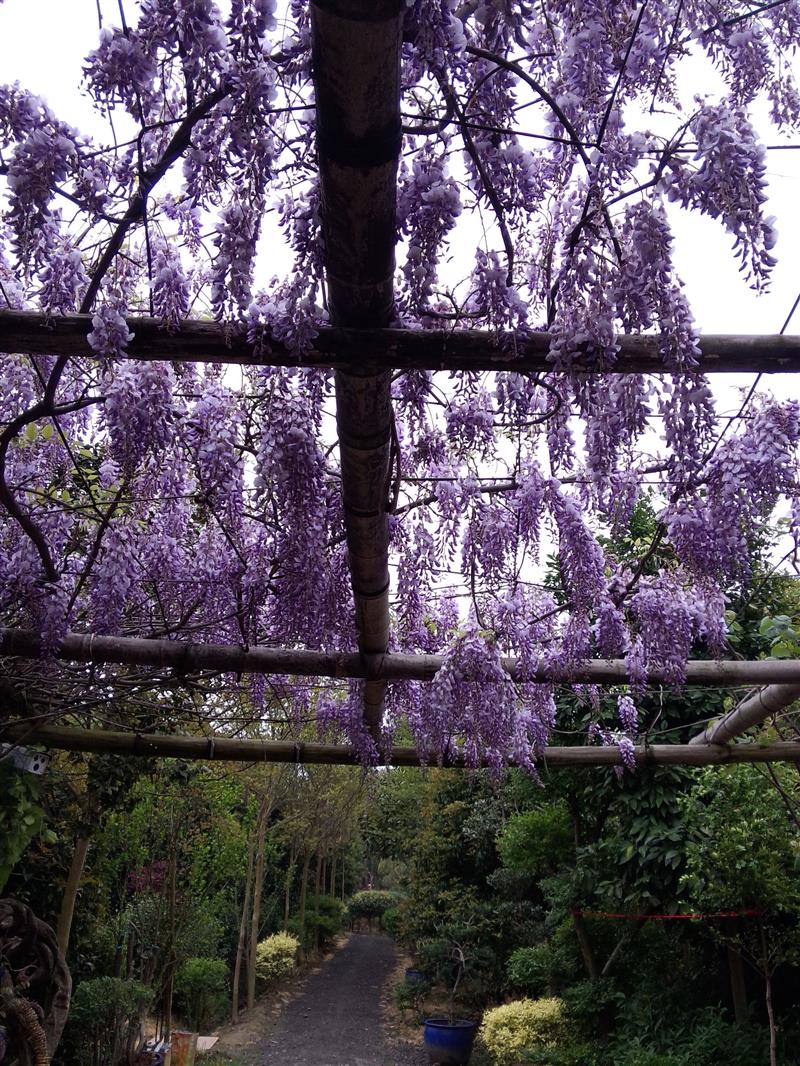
[184,377,244,517]
[317,682,379,766]
[84,27,158,115]
[37,227,88,315]
[629,575,696,687]
[6,125,75,266]
[665,397,800,583]
[404,0,466,78]
[253,371,334,644]
[397,143,462,311]
[422,629,527,772]
[151,238,190,331]
[663,101,777,289]
[89,522,142,633]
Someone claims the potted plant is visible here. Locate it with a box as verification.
[422,942,478,1065]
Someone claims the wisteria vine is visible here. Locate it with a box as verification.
[1,0,799,772]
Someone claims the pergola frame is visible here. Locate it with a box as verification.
[2,0,799,769]
[2,310,799,375]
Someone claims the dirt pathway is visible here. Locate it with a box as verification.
[230,933,425,1066]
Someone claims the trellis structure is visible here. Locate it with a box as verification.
[2,0,800,770]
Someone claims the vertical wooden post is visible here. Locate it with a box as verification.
[311,0,403,737]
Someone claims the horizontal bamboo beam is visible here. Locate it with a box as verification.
[3,628,800,686]
[690,683,800,746]
[4,723,800,768]
[2,310,800,374]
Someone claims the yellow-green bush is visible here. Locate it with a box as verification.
[478,997,567,1065]
[255,932,299,984]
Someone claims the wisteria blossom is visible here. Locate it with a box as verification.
[0,0,798,773]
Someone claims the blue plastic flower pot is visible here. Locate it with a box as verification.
[405,967,426,984]
[422,1017,478,1065]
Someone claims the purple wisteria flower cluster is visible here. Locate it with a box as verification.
[0,0,799,772]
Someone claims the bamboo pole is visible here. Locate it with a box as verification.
[3,309,800,375]
[4,723,800,767]
[690,683,800,746]
[5,628,800,686]
[311,0,403,738]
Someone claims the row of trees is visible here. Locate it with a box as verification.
[1,752,368,1064]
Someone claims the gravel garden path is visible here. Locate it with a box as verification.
[244,933,426,1066]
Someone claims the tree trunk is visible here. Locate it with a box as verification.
[162,851,178,1038]
[341,858,346,903]
[765,967,777,1066]
[126,926,136,980]
[231,824,257,1023]
[329,853,337,897]
[313,852,323,952]
[56,835,90,958]
[572,912,599,982]
[727,943,748,1024]
[298,851,312,957]
[314,851,323,902]
[246,798,270,1010]
[283,843,296,932]
[761,924,777,1066]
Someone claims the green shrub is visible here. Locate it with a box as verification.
[317,894,345,920]
[301,899,343,948]
[561,978,620,1036]
[255,932,299,983]
[66,976,150,1066]
[506,947,550,997]
[394,976,430,1019]
[347,889,400,923]
[507,927,578,998]
[479,997,567,1066]
[382,905,402,936]
[524,1044,604,1066]
[608,1009,774,1066]
[175,956,228,1030]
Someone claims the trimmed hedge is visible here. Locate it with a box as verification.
[347,889,400,920]
[255,932,299,983]
[479,997,567,1066]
